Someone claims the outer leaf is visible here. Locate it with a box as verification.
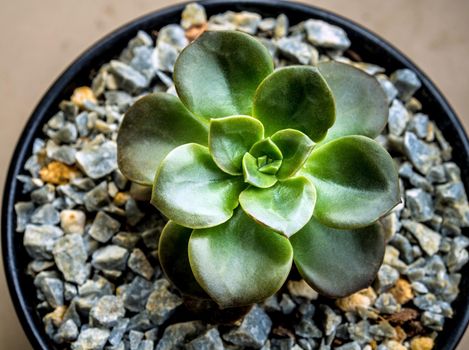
[290,216,385,297]
[159,221,208,298]
[271,129,315,179]
[189,209,293,308]
[242,153,277,189]
[302,135,400,229]
[152,144,245,228]
[174,31,274,119]
[117,93,208,185]
[209,115,264,175]
[318,61,388,143]
[253,66,335,142]
[239,176,316,237]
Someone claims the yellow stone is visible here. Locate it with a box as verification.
[336,287,376,312]
[39,161,80,185]
[410,337,434,350]
[113,192,130,207]
[71,86,97,107]
[390,278,414,304]
[43,306,67,327]
[385,340,406,350]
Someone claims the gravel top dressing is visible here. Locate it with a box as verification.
[13,3,469,350]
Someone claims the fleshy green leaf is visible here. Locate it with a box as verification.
[249,138,283,160]
[174,31,274,119]
[253,66,335,142]
[117,93,208,185]
[239,176,316,237]
[242,153,277,189]
[189,209,293,308]
[159,221,208,298]
[290,216,385,297]
[271,129,315,179]
[152,143,245,228]
[259,160,282,175]
[318,61,388,143]
[209,115,264,175]
[302,135,400,229]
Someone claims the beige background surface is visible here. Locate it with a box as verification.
[0,0,468,348]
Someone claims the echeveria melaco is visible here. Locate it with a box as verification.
[117,30,400,308]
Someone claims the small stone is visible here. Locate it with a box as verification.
[276,37,317,65]
[181,3,207,29]
[336,342,361,350]
[403,132,440,175]
[146,279,182,325]
[374,293,401,314]
[125,198,145,226]
[408,113,431,139]
[209,11,261,35]
[185,22,208,42]
[294,319,323,339]
[51,122,78,144]
[186,328,224,350]
[53,233,89,284]
[89,211,121,243]
[54,319,79,344]
[375,264,400,292]
[410,336,434,350]
[321,305,342,336]
[127,311,153,332]
[76,141,117,179]
[109,60,149,94]
[90,295,126,328]
[388,100,410,136]
[40,161,80,185]
[377,76,398,104]
[71,328,110,350]
[304,19,350,50]
[123,276,154,312]
[390,69,421,101]
[31,184,55,204]
[79,277,114,298]
[27,259,55,276]
[128,248,154,280]
[46,141,77,165]
[112,232,140,249]
[436,181,467,204]
[380,211,400,241]
[60,209,86,234]
[71,86,97,108]
[223,305,272,348]
[259,18,276,32]
[157,24,188,51]
[279,293,296,314]
[405,188,433,222]
[274,14,289,38]
[153,42,178,72]
[15,201,35,232]
[137,340,154,350]
[84,182,110,211]
[109,318,129,346]
[34,271,64,308]
[402,220,441,256]
[31,204,60,225]
[24,224,64,259]
[389,279,414,304]
[156,321,205,350]
[92,245,129,271]
[287,280,318,300]
[421,311,444,331]
[382,340,406,350]
[446,236,469,272]
[130,330,145,350]
[336,287,376,312]
[43,305,67,330]
[427,164,447,184]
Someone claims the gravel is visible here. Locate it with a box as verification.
[14,3,469,349]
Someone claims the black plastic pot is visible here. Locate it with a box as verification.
[2,1,469,349]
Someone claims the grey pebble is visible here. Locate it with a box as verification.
[304,19,350,50]
[31,204,60,225]
[76,141,117,179]
[390,68,421,101]
[181,2,207,29]
[186,328,224,350]
[404,132,440,175]
[108,318,129,346]
[92,245,129,271]
[223,305,272,348]
[402,220,441,256]
[388,99,409,136]
[24,224,64,259]
[146,279,182,325]
[123,276,154,312]
[90,295,126,328]
[53,233,89,285]
[156,320,205,350]
[71,327,110,350]
[405,188,434,222]
[321,305,342,336]
[54,319,79,344]
[128,248,154,280]
[276,37,317,65]
[15,201,35,232]
[34,271,64,308]
[109,60,149,94]
[89,211,121,243]
[84,182,110,212]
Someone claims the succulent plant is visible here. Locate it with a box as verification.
[117,31,400,308]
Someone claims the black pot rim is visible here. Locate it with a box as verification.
[3,1,469,349]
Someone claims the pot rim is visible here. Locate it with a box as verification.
[3,1,469,349]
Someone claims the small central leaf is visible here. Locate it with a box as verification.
[242,153,277,189]
[258,159,282,175]
[249,138,283,160]
[209,115,264,175]
[239,176,316,237]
